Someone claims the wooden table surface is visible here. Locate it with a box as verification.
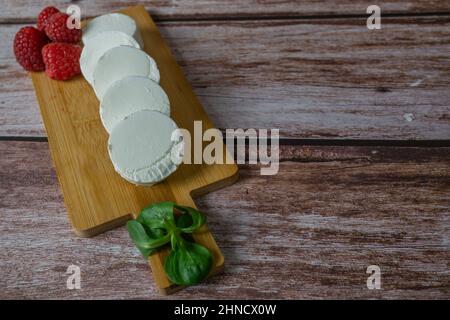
[1,1,449,299]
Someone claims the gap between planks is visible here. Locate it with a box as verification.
[1,136,450,148]
[2,10,450,25]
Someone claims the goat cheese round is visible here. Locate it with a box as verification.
[100,76,170,133]
[92,45,160,100]
[108,110,183,185]
[82,13,143,48]
[80,31,140,85]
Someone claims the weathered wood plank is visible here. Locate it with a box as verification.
[1,141,449,299]
[1,17,450,139]
[2,0,450,23]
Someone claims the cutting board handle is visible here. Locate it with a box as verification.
[147,196,224,295]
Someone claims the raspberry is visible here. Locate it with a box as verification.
[42,43,82,80]
[37,6,60,31]
[13,26,48,71]
[44,12,81,43]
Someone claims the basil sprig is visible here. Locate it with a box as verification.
[127,202,213,286]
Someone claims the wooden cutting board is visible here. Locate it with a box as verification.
[30,5,238,295]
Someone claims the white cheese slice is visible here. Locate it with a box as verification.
[100,76,170,133]
[108,110,183,185]
[92,45,160,100]
[82,13,143,48]
[80,31,140,85]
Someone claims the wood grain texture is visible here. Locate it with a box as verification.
[1,141,449,299]
[2,17,450,139]
[29,6,238,294]
[2,0,450,23]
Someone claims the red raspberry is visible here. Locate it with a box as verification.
[44,12,81,43]
[42,43,82,80]
[37,6,60,31]
[13,26,48,71]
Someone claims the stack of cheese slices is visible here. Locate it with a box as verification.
[81,13,183,186]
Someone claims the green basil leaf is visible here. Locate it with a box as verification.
[129,202,213,287]
[127,220,171,258]
[176,214,193,229]
[174,205,206,233]
[164,240,213,285]
[127,221,152,248]
[170,232,181,251]
[142,224,166,239]
[139,201,176,230]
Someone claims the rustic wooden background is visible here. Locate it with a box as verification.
[1,1,449,299]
